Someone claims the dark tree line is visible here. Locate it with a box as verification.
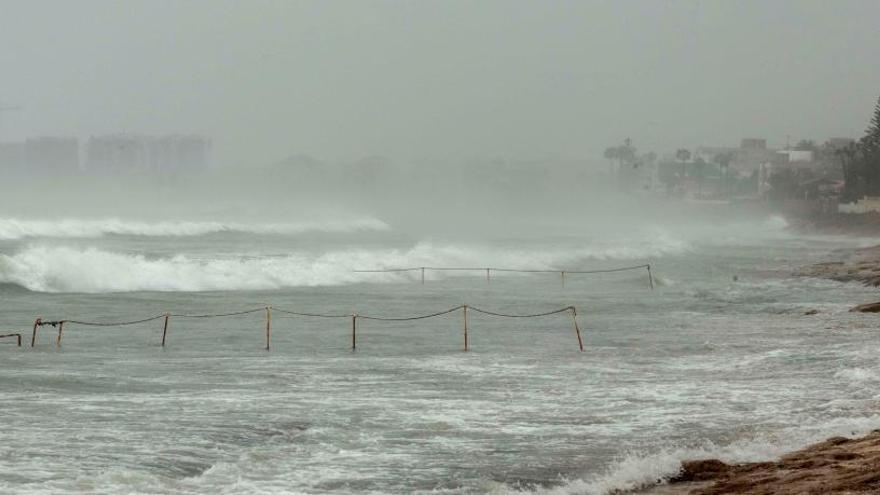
[840,94,880,202]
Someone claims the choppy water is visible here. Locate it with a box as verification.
[2,215,880,494]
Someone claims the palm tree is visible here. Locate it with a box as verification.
[675,148,691,162]
[618,139,637,165]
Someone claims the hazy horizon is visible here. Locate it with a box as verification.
[1,0,879,168]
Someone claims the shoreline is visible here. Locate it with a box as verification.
[789,212,880,289]
[794,244,880,289]
[786,212,880,238]
[637,430,880,494]
[637,220,880,494]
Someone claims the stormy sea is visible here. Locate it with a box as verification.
[2,214,880,494]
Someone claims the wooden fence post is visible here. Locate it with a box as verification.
[351,314,357,351]
[56,321,65,347]
[31,317,41,347]
[161,313,170,347]
[570,307,584,352]
[265,306,272,351]
[462,305,469,352]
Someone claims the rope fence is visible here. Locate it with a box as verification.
[354,263,654,289]
[22,304,584,353]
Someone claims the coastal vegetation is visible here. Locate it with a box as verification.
[839,94,880,202]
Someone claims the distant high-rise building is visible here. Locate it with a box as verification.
[740,138,767,150]
[86,134,211,173]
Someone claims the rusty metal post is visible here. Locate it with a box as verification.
[265,306,272,351]
[15,333,20,347]
[462,305,469,352]
[31,317,41,347]
[351,314,357,351]
[570,307,584,352]
[56,321,65,347]
[161,313,170,347]
[647,264,655,290]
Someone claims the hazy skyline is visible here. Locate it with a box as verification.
[1,0,879,167]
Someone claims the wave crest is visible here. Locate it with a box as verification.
[0,217,390,240]
[0,240,679,293]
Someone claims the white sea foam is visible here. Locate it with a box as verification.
[0,217,391,240]
[835,367,880,382]
[0,238,685,293]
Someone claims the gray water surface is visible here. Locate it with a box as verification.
[2,222,880,494]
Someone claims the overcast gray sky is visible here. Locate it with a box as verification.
[1,0,878,166]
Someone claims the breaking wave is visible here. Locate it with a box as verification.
[0,217,390,240]
[0,238,686,293]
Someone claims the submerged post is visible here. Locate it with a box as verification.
[462,305,469,352]
[647,264,655,290]
[0,333,22,347]
[561,271,566,288]
[486,268,491,284]
[351,314,357,351]
[161,313,170,347]
[421,267,425,285]
[265,306,272,351]
[56,321,65,347]
[31,317,41,347]
[570,307,584,352]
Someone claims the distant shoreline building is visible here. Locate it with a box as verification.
[86,134,211,173]
[695,138,786,179]
[1,133,211,175]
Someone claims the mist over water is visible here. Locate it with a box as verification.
[0,162,697,294]
[0,172,756,295]
[4,1,880,493]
